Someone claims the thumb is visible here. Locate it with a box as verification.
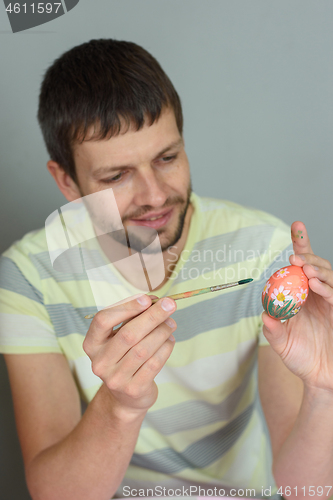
[262,312,288,357]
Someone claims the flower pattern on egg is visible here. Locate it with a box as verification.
[262,265,309,320]
[276,268,290,279]
[296,288,308,304]
[271,285,293,307]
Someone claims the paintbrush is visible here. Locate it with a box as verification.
[84,278,253,319]
[150,278,253,303]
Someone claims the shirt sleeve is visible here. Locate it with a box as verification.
[0,247,61,354]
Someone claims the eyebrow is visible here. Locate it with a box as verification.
[92,138,183,177]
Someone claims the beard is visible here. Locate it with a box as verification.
[122,182,192,253]
[78,182,192,256]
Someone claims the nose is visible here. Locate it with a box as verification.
[133,166,168,208]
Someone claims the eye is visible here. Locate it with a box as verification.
[102,171,127,184]
[160,154,177,163]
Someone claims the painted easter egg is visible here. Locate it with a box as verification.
[262,265,309,320]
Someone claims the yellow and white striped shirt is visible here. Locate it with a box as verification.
[0,193,291,499]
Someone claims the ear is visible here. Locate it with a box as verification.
[47,161,81,202]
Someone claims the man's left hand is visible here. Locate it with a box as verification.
[262,221,333,393]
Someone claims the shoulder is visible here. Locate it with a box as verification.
[192,193,290,248]
[1,227,48,290]
[1,200,90,281]
[193,193,288,228]
[2,226,48,258]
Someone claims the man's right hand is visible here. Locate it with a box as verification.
[4,293,176,499]
[82,295,177,417]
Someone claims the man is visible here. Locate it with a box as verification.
[0,39,333,500]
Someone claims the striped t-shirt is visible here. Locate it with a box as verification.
[0,193,292,499]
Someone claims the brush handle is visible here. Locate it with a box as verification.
[84,279,253,318]
[151,279,252,303]
[151,287,211,303]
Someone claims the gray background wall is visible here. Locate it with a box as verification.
[0,1,333,498]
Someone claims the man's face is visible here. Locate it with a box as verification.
[73,108,192,252]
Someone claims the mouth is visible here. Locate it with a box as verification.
[129,208,173,229]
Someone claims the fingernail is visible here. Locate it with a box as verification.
[137,295,150,306]
[168,334,176,342]
[313,265,319,271]
[165,317,175,328]
[297,254,305,260]
[161,298,175,312]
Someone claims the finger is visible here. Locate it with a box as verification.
[290,253,332,271]
[93,318,176,388]
[290,221,313,256]
[303,263,333,285]
[83,294,153,355]
[118,317,177,374]
[112,295,160,334]
[110,298,176,360]
[262,312,289,358]
[84,293,150,319]
[308,276,333,306]
[132,335,176,387]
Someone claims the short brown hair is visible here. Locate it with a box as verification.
[37,39,183,182]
